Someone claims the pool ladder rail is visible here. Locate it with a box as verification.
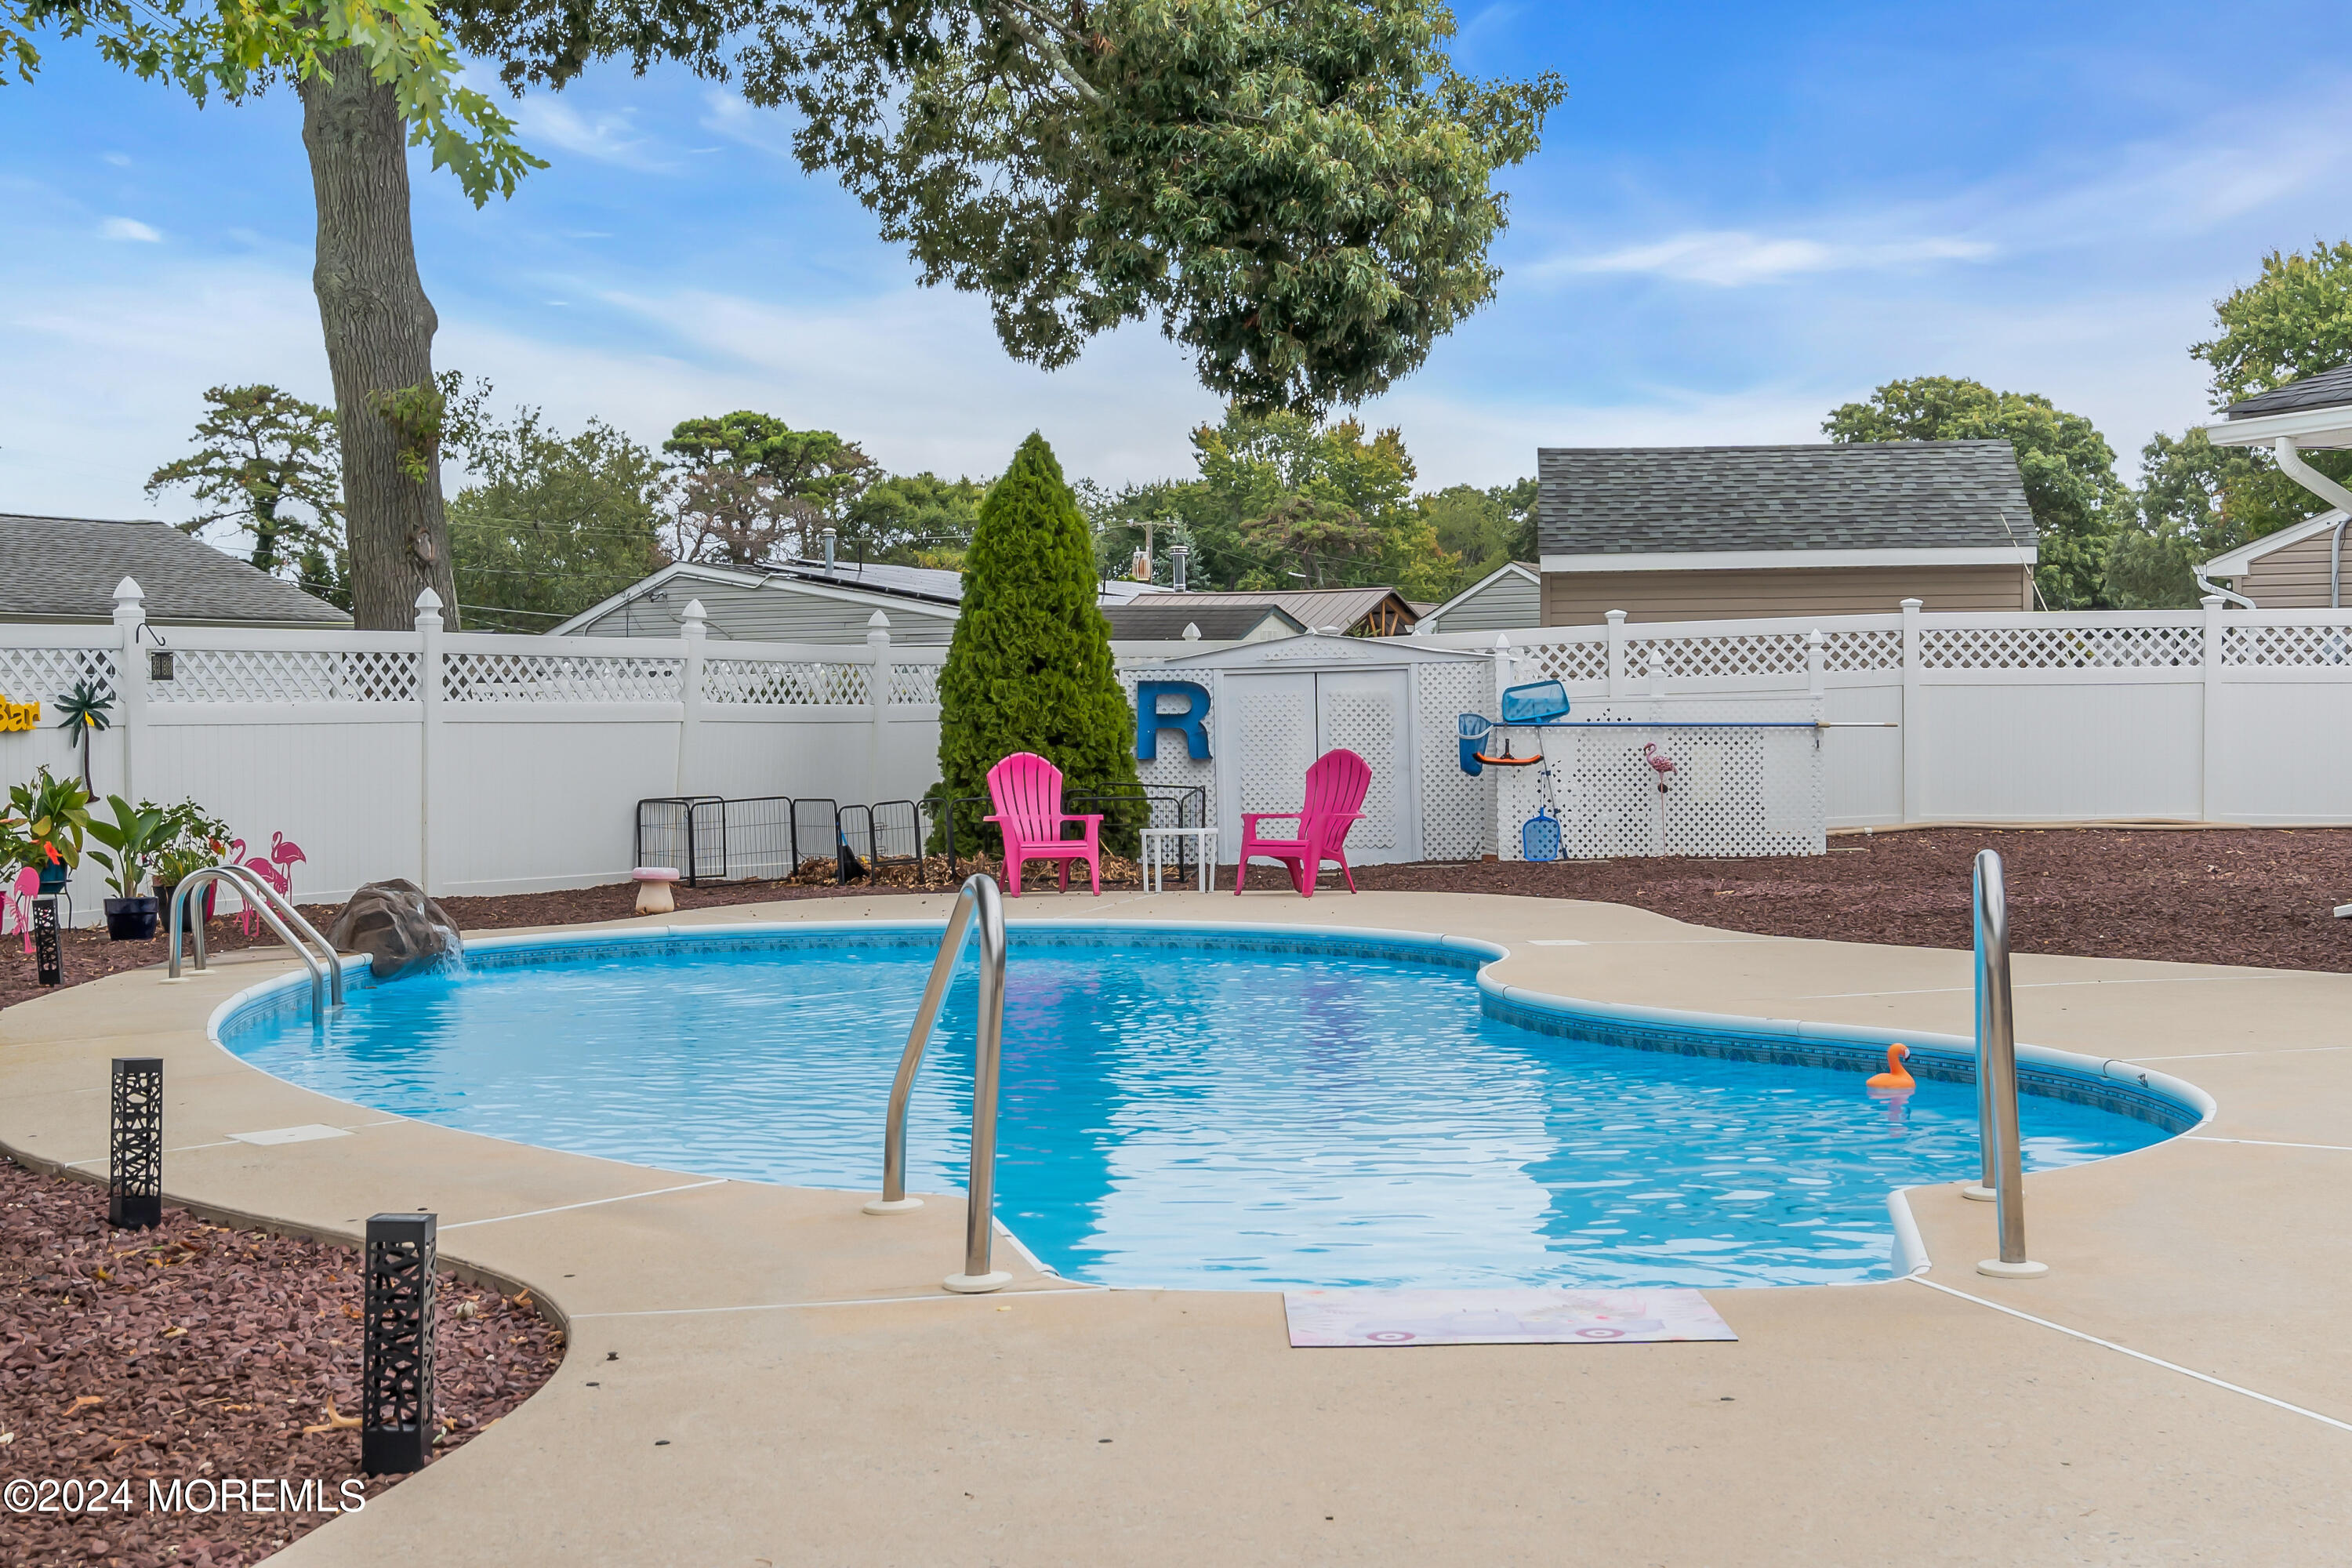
[864,872,1011,1295]
[164,863,346,1021]
[1962,848,2048,1279]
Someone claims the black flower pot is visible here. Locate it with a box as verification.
[104,896,160,942]
[154,883,201,941]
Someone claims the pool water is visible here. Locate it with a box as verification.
[223,934,2174,1290]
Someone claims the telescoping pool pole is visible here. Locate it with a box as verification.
[1971,850,2048,1279]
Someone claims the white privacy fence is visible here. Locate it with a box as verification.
[5,585,2350,918]
[1414,597,2352,828]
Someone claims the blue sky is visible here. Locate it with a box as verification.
[4,0,2349,524]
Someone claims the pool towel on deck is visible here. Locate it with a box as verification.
[1283,1287,1735,1348]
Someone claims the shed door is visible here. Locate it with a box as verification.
[1217,672,1319,862]
[1314,668,1417,863]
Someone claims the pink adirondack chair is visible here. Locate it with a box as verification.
[985,753,1102,897]
[1236,748,1371,898]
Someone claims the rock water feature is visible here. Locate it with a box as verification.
[328,880,465,979]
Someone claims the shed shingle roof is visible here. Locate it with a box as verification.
[1121,587,1417,632]
[1102,603,1305,641]
[1535,441,2036,557]
[2223,364,2352,419]
[0,514,350,625]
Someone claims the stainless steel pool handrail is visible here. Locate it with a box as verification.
[1972,849,2046,1278]
[862,873,1011,1294]
[166,864,345,1017]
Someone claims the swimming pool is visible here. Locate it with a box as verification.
[217,924,2202,1291]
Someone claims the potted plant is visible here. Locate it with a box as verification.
[6,768,91,892]
[151,801,233,941]
[86,795,168,940]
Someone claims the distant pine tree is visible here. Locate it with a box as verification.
[931,433,1142,858]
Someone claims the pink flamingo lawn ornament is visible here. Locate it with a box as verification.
[1641,742,1677,794]
[235,833,307,935]
[2,864,38,955]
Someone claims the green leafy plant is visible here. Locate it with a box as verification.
[151,800,234,887]
[369,379,450,485]
[85,795,170,899]
[51,679,113,792]
[5,767,92,870]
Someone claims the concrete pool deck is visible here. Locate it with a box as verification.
[4,887,2349,1564]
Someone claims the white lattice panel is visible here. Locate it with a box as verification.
[2223,623,2352,667]
[1415,662,1491,860]
[1922,624,2200,670]
[1824,628,1902,672]
[1636,632,1809,680]
[445,652,682,702]
[1321,689,1399,848]
[1123,670,1218,827]
[1237,691,1312,813]
[1519,637,1608,687]
[702,659,869,706]
[0,646,114,704]
[149,648,416,703]
[888,662,942,704]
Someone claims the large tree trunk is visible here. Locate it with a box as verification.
[299,54,459,630]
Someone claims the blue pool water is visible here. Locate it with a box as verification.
[222,931,2179,1290]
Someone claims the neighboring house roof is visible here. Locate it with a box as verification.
[2223,365,2352,419]
[0,513,350,626]
[1102,602,1306,641]
[1127,587,1420,636]
[1535,442,2038,571]
[1418,561,1539,630]
[2199,510,2351,577]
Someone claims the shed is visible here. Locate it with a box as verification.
[1535,442,2038,623]
[0,514,350,627]
[1110,586,1420,638]
[1102,601,1305,642]
[1416,562,1540,633]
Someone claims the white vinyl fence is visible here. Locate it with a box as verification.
[5,584,2350,920]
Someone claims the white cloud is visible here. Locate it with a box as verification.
[100,217,162,243]
[1538,230,1994,287]
[698,93,799,160]
[516,101,673,173]
[101,152,132,169]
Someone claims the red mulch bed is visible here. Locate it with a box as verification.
[0,1155,564,1568]
[1352,826,2352,973]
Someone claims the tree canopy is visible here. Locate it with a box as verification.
[1824,376,2127,611]
[2183,238,2352,535]
[145,385,343,577]
[662,411,877,563]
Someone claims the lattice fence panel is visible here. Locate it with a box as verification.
[1634,632,1809,681]
[1236,690,1314,815]
[1518,637,1608,687]
[888,662,942,705]
[1922,624,2201,670]
[1824,628,1903,672]
[702,659,869,706]
[1321,689,1400,848]
[2223,624,2352,667]
[1415,662,1491,860]
[150,648,417,703]
[0,646,115,704]
[443,652,681,702]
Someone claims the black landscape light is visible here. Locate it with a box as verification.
[362,1212,438,1475]
[107,1056,164,1229]
[33,895,60,986]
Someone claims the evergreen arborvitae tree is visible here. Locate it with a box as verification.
[932,433,1142,858]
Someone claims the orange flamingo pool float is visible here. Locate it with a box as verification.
[1865,1043,1915,1090]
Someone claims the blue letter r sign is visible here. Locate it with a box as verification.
[1135,681,1212,761]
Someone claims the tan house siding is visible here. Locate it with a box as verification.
[1541,564,2034,625]
[2227,527,2347,608]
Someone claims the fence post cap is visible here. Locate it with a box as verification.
[1900,597,1924,611]
[1183,622,1201,641]
[1605,609,1627,626]
[2200,594,2226,609]
[866,610,890,627]
[681,597,707,626]
[414,586,443,613]
[112,576,144,608]
[1807,626,1826,645]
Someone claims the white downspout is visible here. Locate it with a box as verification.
[2195,570,2256,610]
[2272,438,2352,608]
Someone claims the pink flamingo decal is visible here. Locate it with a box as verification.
[234,833,306,935]
[2,865,39,955]
[1641,742,1677,794]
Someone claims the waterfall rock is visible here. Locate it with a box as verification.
[328,879,463,980]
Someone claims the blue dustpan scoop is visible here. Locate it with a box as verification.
[1522,807,1563,862]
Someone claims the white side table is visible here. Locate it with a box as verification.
[1138,827,1217,894]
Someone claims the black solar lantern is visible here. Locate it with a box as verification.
[361,1213,437,1475]
[33,895,61,987]
[107,1057,163,1229]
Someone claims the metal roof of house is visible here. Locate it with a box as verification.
[1102,602,1306,641]
[2223,365,2352,419]
[1126,587,1417,633]
[1535,442,2036,557]
[0,514,351,626]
